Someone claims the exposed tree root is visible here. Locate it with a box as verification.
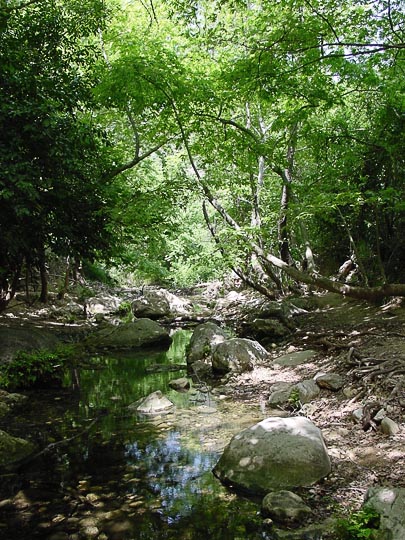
[347,353,405,381]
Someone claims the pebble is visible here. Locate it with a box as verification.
[352,408,364,423]
[314,372,345,391]
[83,526,99,538]
[373,408,386,422]
[380,417,399,436]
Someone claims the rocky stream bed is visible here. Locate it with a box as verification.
[0,284,404,539]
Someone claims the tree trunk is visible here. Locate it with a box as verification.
[0,267,20,312]
[58,256,70,300]
[276,124,298,266]
[39,249,48,303]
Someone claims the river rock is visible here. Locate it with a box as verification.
[0,390,28,405]
[261,490,312,524]
[0,325,60,362]
[212,338,268,374]
[168,377,190,392]
[186,322,228,365]
[86,294,121,317]
[132,289,171,319]
[380,417,399,436]
[314,372,345,391]
[0,429,36,468]
[128,391,175,415]
[273,350,317,367]
[352,407,364,423]
[268,382,295,408]
[161,290,193,317]
[188,360,213,379]
[363,487,405,540]
[295,379,320,404]
[85,319,171,350]
[213,416,331,493]
[244,319,291,341]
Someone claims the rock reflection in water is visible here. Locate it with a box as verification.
[0,330,265,540]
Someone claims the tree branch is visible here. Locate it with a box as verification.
[105,139,172,179]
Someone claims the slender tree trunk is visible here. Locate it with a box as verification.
[374,207,387,283]
[58,256,70,300]
[336,207,369,286]
[0,264,22,311]
[276,124,298,266]
[278,182,294,265]
[25,257,31,301]
[39,249,48,303]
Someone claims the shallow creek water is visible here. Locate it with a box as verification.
[0,330,267,540]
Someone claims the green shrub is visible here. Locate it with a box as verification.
[82,260,114,285]
[116,300,133,322]
[335,508,380,539]
[0,346,76,390]
[288,387,301,408]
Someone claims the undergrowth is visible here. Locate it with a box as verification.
[334,507,381,539]
[0,345,77,390]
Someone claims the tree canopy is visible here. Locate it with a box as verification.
[1,0,405,307]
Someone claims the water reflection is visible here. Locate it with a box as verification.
[0,329,264,540]
[71,329,193,418]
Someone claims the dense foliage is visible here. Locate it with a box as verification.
[0,345,75,390]
[1,0,405,305]
[0,0,115,306]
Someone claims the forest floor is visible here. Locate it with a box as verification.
[210,289,405,521]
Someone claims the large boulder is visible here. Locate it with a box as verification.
[363,487,405,539]
[268,382,296,408]
[213,416,331,494]
[85,319,171,350]
[0,325,60,363]
[86,294,121,317]
[295,379,321,404]
[245,318,292,341]
[162,290,193,317]
[314,372,345,391]
[132,289,171,320]
[132,288,193,320]
[0,390,28,417]
[0,391,28,418]
[0,429,36,468]
[128,391,175,416]
[212,338,268,374]
[186,322,228,365]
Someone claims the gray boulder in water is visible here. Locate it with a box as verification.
[213,416,331,494]
[0,429,36,468]
[0,325,60,362]
[85,319,171,350]
[186,322,228,365]
[128,391,175,416]
[212,338,268,374]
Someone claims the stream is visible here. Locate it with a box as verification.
[0,330,267,540]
